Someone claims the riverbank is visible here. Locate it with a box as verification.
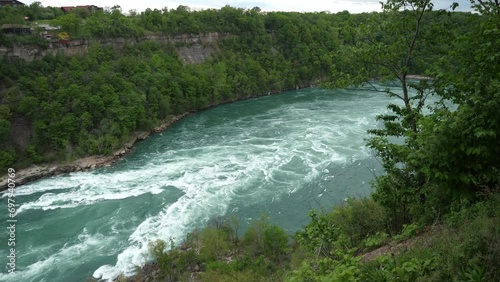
[0,113,188,191]
[0,85,316,192]
[117,194,500,282]
[0,74,434,192]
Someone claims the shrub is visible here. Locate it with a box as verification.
[296,197,387,261]
[362,232,389,249]
[242,215,269,258]
[200,269,267,282]
[199,227,231,262]
[331,197,387,248]
[393,223,419,242]
[0,149,16,171]
[263,225,290,263]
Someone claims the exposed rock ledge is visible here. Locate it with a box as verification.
[0,113,188,192]
[0,33,230,64]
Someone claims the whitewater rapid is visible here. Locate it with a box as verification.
[0,87,397,281]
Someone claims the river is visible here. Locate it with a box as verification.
[0,86,400,281]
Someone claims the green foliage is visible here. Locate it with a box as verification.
[129,2,500,282]
[263,225,290,263]
[1,7,357,168]
[0,118,11,142]
[2,4,499,281]
[200,269,267,282]
[0,5,25,24]
[198,227,231,262]
[295,209,340,257]
[242,214,290,260]
[141,192,499,282]
[148,238,199,281]
[296,197,386,256]
[326,0,499,234]
[331,198,387,248]
[408,195,499,281]
[393,223,420,242]
[145,215,290,281]
[286,254,362,282]
[362,232,389,248]
[53,13,81,35]
[366,255,436,282]
[0,149,16,171]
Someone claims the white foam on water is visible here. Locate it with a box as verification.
[94,179,238,279]
[0,230,111,282]
[91,91,389,280]
[15,172,165,214]
[6,87,400,282]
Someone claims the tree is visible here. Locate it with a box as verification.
[0,5,24,24]
[331,0,435,131]
[53,13,81,35]
[328,0,498,228]
[27,1,43,20]
[327,0,438,230]
[409,0,500,201]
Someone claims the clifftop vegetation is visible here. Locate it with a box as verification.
[1,1,499,281]
[0,2,480,171]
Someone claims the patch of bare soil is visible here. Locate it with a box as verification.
[361,225,445,262]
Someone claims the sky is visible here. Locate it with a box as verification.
[22,0,473,14]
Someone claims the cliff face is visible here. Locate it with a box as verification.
[0,32,227,64]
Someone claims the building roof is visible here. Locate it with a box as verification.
[61,5,103,12]
[1,24,30,29]
[61,6,74,12]
[0,0,25,6]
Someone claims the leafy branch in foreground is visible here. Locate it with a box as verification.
[327,0,442,230]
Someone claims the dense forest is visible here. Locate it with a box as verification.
[1,0,499,281]
[0,2,480,170]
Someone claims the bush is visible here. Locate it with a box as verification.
[200,269,267,282]
[426,195,500,281]
[263,225,290,263]
[148,238,199,281]
[362,232,389,249]
[367,194,500,282]
[331,197,387,248]
[0,149,16,171]
[297,197,387,256]
[199,227,231,262]
[242,215,269,258]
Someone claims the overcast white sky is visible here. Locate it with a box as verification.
[22,0,473,14]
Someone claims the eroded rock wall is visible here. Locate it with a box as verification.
[0,33,227,63]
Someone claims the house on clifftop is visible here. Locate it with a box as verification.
[0,0,25,7]
[61,5,103,13]
[1,24,31,35]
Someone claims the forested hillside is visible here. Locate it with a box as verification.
[0,3,479,171]
[121,1,497,281]
[1,1,499,281]
[127,1,498,281]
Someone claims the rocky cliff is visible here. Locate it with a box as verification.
[0,32,228,64]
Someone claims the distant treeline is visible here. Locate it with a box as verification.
[0,4,480,170]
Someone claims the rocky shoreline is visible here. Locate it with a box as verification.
[0,86,312,192]
[0,76,430,192]
[0,113,189,192]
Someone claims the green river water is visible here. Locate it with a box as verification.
[0,86,401,281]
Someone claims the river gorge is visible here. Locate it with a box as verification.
[0,85,402,281]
